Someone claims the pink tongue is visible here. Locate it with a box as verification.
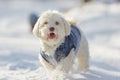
[49,33,55,39]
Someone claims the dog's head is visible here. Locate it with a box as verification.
[33,10,71,45]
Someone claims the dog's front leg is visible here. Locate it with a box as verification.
[39,54,56,70]
[39,54,57,80]
[60,48,75,74]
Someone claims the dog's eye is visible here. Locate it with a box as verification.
[55,21,59,25]
[44,21,48,25]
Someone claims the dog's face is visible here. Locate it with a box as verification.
[33,11,71,45]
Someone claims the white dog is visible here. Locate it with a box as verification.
[33,10,89,80]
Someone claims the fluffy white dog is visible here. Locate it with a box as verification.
[33,10,89,80]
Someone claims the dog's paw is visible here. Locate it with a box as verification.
[48,69,66,80]
[78,65,89,73]
[49,76,65,80]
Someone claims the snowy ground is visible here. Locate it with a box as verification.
[0,0,120,80]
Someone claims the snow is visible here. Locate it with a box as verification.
[0,0,120,80]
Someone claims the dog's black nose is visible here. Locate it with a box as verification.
[49,27,55,31]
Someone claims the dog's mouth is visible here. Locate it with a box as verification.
[48,33,56,39]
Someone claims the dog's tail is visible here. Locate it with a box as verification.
[69,20,77,26]
[65,17,78,26]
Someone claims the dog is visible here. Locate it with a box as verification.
[33,10,89,80]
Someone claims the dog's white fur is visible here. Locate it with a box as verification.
[33,10,89,80]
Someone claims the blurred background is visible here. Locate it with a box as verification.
[0,0,120,80]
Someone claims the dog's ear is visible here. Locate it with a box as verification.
[32,19,41,37]
[62,18,71,36]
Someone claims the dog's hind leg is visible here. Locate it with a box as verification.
[77,35,89,72]
[77,52,89,72]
